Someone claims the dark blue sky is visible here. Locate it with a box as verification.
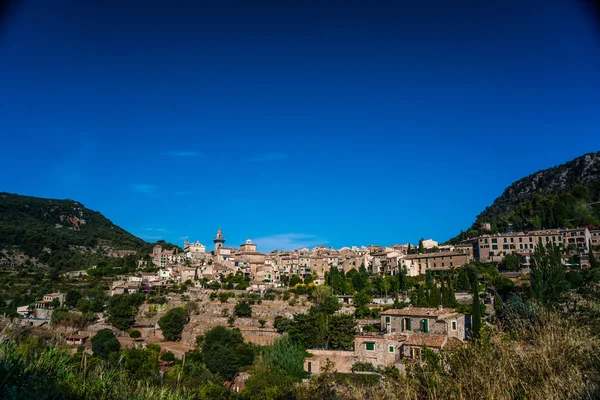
[1,1,599,251]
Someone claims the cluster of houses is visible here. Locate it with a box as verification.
[130,227,598,291]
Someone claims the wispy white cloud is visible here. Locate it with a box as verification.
[139,234,165,240]
[162,151,201,158]
[145,228,169,233]
[245,152,288,163]
[132,184,157,194]
[253,233,326,252]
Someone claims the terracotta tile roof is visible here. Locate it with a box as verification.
[403,333,447,348]
[381,307,457,317]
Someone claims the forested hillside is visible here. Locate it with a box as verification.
[452,151,600,242]
[0,192,146,270]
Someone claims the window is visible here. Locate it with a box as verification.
[452,321,457,330]
[492,238,497,244]
[519,238,523,243]
[403,318,411,331]
[503,245,509,249]
[503,238,507,243]
[389,346,394,353]
[510,238,514,243]
[307,361,312,373]
[420,319,429,333]
[385,316,390,323]
[366,342,375,351]
[492,245,498,250]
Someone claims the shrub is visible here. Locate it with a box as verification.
[158,307,189,341]
[234,300,252,318]
[129,330,141,339]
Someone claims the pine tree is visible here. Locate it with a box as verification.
[418,238,425,254]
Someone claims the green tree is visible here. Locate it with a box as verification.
[262,334,307,381]
[428,284,441,307]
[91,328,120,359]
[502,253,521,271]
[289,275,303,287]
[418,238,425,254]
[234,300,252,317]
[129,330,141,339]
[65,290,82,309]
[469,269,481,339]
[106,294,144,331]
[530,242,566,305]
[158,307,189,341]
[352,290,372,309]
[201,326,255,381]
[310,285,341,315]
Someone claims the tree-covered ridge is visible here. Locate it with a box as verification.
[0,192,146,269]
[452,151,600,241]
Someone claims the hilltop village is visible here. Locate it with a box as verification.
[4,224,597,382]
[143,226,597,289]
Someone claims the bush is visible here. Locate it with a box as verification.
[158,307,189,341]
[129,330,141,339]
[91,328,120,359]
[160,351,176,362]
[234,300,252,318]
[258,319,266,328]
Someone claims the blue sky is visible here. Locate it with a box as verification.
[1,1,599,251]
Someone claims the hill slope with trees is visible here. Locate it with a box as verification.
[0,192,146,270]
[451,151,600,242]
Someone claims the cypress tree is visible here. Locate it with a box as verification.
[429,285,442,307]
[447,281,457,307]
[470,268,481,339]
[440,274,447,306]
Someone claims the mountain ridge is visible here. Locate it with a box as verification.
[451,151,600,243]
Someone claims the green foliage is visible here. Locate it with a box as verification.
[289,275,303,287]
[470,268,482,339]
[502,252,521,271]
[287,313,356,350]
[160,351,176,362]
[262,334,308,381]
[65,290,82,308]
[201,326,256,380]
[273,316,293,333]
[234,300,252,317]
[530,243,567,306]
[107,293,144,331]
[352,362,375,372]
[309,285,341,315]
[91,328,120,359]
[129,330,141,339]
[122,344,160,380]
[0,192,147,272]
[242,366,298,400]
[450,152,600,243]
[158,307,189,341]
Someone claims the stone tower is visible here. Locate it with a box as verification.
[213,228,226,252]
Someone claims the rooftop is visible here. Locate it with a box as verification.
[381,307,457,317]
[403,333,447,348]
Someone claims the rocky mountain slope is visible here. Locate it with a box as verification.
[451,151,600,242]
[0,192,146,269]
